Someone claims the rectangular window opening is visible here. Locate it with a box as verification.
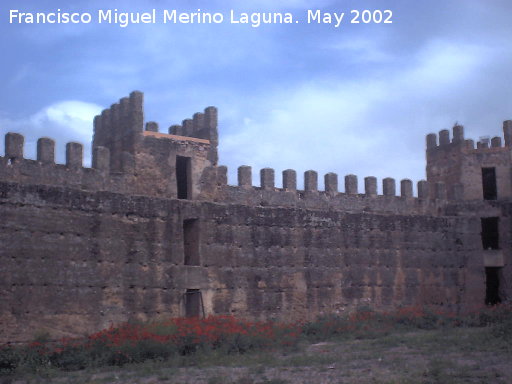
[183,219,200,265]
[482,167,497,200]
[485,267,502,305]
[176,156,191,199]
[185,289,203,318]
[481,217,499,250]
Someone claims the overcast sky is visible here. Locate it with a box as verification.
[1,0,511,192]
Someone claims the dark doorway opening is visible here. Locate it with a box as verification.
[185,289,203,318]
[482,167,497,200]
[485,267,502,305]
[481,217,499,250]
[183,219,200,266]
[176,156,191,199]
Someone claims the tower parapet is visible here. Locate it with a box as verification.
[1,92,219,200]
[92,91,143,173]
[167,106,218,165]
[426,121,512,200]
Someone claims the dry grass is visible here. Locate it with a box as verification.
[6,325,512,384]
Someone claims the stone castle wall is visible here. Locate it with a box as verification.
[0,91,509,343]
[0,178,485,343]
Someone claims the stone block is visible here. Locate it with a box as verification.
[283,169,297,191]
[304,170,318,192]
[426,133,437,149]
[5,132,24,160]
[383,178,396,196]
[66,142,83,168]
[145,122,159,132]
[439,129,450,146]
[37,137,55,164]
[365,176,377,196]
[345,174,358,194]
[324,173,338,194]
[400,179,413,198]
[260,168,275,189]
[238,166,252,187]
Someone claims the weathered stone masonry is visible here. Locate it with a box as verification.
[0,91,510,342]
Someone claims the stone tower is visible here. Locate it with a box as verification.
[92,91,219,199]
[426,121,512,306]
[426,121,512,201]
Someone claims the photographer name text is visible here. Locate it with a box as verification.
[9,9,393,28]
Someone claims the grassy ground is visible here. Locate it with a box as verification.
[5,325,512,384]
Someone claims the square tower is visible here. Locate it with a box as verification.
[426,121,512,200]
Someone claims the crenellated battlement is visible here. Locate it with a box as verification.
[0,91,219,199]
[143,107,218,153]
[426,120,512,152]
[1,90,481,215]
[426,120,512,200]
[167,107,218,139]
[1,132,127,196]
[0,131,463,217]
[4,132,104,172]
[234,166,426,197]
[198,164,462,215]
[1,91,508,209]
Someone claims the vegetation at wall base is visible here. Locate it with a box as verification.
[1,305,512,378]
